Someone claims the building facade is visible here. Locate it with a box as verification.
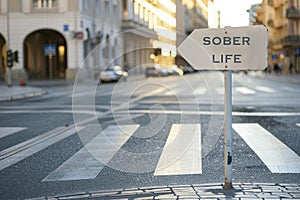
[121,0,157,77]
[0,0,122,81]
[176,0,213,67]
[0,0,220,81]
[257,0,300,73]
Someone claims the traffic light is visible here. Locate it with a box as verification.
[13,51,19,63]
[7,50,13,68]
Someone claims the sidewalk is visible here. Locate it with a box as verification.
[27,182,300,199]
[0,80,75,102]
[0,84,47,102]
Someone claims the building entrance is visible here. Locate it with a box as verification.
[24,29,67,80]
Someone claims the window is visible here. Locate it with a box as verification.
[139,5,144,20]
[144,8,149,22]
[113,4,118,18]
[96,0,102,16]
[82,0,88,10]
[134,1,139,15]
[105,1,110,17]
[33,0,57,9]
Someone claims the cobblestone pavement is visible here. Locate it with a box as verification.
[27,183,300,199]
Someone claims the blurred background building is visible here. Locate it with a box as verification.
[0,0,123,81]
[176,0,218,67]
[0,0,218,82]
[252,0,300,74]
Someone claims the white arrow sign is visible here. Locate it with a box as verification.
[178,25,268,70]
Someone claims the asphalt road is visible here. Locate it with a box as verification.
[0,72,299,199]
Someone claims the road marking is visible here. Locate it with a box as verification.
[121,109,300,117]
[296,123,300,127]
[193,88,207,95]
[0,110,102,117]
[256,86,276,93]
[233,123,300,173]
[282,86,298,92]
[154,124,201,176]
[43,125,139,181]
[236,87,255,95]
[0,127,27,139]
[0,126,84,171]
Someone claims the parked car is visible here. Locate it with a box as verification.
[170,65,184,76]
[145,64,165,77]
[100,66,128,83]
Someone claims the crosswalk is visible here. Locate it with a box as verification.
[43,125,139,181]
[0,127,27,139]
[154,124,202,176]
[157,85,285,96]
[233,123,300,173]
[0,122,299,182]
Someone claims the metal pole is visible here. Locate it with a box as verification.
[224,70,233,190]
[49,55,53,80]
[6,0,12,86]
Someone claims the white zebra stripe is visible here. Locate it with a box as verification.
[154,124,202,176]
[233,123,300,173]
[43,125,139,181]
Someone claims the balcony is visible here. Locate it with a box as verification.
[286,8,300,19]
[282,35,300,47]
[122,19,158,40]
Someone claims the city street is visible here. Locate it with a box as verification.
[0,72,300,199]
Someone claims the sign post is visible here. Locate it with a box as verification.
[178,25,268,189]
[224,70,233,189]
[44,44,57,80]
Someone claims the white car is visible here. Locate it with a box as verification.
[100,66,128,83]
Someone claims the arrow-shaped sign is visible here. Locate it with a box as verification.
[177,25,268,70]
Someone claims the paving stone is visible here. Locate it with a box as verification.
[57,194,90,200]
[154,194,177,199]
[242,188,262,193]
[144,188,173,193]
[291,193,300,198]
[173,188,197,195]
[135,197,154,200]
[120,189,145,195]
[256,193,275,198]
[285,187,300,192]
[193,185,223,190]
[234,194,259,198]
[90,191,120,197]
[270,192,293,198]
[281,184,300,187]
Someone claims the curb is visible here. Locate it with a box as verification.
[26,183,300,200]
[0,88,47,102]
